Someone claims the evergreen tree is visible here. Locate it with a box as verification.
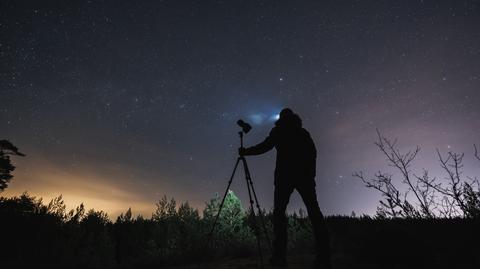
[204,190,255,255]
[0,140,25,191]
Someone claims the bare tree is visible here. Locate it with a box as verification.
[416,150,480,218]
[355,130,480,219]
[353,130,434,218]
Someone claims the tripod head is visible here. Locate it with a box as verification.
[236,119,252,148]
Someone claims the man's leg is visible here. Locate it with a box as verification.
[296,181,331,268]
[272,181,294,263]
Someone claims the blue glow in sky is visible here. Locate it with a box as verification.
[248,109,281,125]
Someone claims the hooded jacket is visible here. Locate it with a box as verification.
[243,113,317,185]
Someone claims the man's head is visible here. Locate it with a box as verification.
[279,108,294,119]
[276,108,302,128]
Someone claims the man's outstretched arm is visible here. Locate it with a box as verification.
[239,130,275,156]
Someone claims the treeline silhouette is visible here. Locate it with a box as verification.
[0,191,303,268]
[1,192,479,269]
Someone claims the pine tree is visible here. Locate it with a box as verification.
[0,140,25,191]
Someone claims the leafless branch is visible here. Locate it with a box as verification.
[353,171,403,218]
[475,144,480,162]
[373,129,433,218]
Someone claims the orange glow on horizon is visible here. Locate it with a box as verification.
[2,157,204,219]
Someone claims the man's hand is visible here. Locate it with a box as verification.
[238,147,247,156]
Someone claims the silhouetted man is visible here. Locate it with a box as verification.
[239,108,331,268]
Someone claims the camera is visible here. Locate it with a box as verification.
[237,119,252,134]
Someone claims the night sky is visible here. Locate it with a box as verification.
[2,1,480,218]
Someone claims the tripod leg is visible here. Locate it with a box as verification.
[242,157,273,252]
[241,157,265,269]
[208,157,241,237]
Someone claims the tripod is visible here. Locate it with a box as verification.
[208,131,272,268]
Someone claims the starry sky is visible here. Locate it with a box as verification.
[2,1,480,218]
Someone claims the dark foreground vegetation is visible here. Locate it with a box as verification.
[1,192,479,269]
[2,136,480,268]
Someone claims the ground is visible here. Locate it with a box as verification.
[167,251,477,269]
[166,253,401,269]
[169,254,318,269]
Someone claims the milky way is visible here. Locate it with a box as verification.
[2,1,480,217]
